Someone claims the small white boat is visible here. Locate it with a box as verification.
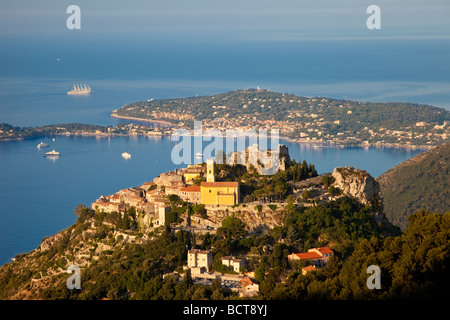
[44,149,60,157]
[37,141,49,149]
[122,152,131,159]
[195,152,203,158]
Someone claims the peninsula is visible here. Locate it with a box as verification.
[112,88,450,148]
[2,89,448,149]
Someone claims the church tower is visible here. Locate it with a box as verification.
[206,158,215,182]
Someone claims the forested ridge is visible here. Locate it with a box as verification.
[377,142,450,230]
[114,88,450,146]
[0,199,447,300]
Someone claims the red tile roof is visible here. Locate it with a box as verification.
[201,182,239,187]
[292,247,333,260]
[240,277,258,287]
[317,247,333,254]
[302,266,317,273]
[295,252,321,260]
[180,186,201,192]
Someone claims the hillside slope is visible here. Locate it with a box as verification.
[377,142,450,230]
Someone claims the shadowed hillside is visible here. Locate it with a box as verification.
[377,143,450,230]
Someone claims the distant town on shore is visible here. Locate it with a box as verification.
[1,88,449,149]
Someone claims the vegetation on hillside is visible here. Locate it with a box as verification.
[0,155,448,300]
[215,160,318,203]
[262,210,449,299]
[114,88,450,146]
[116,89,449,130]
[377,142,450,230]
[7,195,445,300]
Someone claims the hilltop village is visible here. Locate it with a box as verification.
[3,141,447,301]
[89,144,368,296]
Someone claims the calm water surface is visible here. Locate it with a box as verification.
[0,135,425,265]
[0,38,445,265]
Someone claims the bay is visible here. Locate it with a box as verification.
[0,134,425,266]
[0,37,446,266]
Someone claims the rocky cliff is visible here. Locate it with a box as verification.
[332,167,381,206]
[186,204,286,233]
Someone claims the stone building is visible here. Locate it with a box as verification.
[188,249,213,273]
[200,181,240,205]
[229,143,291,174]
[222,256,246,273]
[179,186,201,204]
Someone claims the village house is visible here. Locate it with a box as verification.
[152,199,171,226]
[153,169,184,188]
[91,196,126,213]
[121,193,146,210]
[165,181,185,197]
[301,265,318,275]
[141,181,156,191]
[145,188,165,202]
[288,247,334,268]
[187,249,213,274]
[222,256,246,273]
[118,187,146,198]
[239,276,259,297]
[109,193,122,204]
[182,164,205,183]
[179,185,201,204]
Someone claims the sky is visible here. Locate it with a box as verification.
[0,0,449,41]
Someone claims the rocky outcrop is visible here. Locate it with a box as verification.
[332,167,381,205]
[39,232,66,251]
[186,204,286,232]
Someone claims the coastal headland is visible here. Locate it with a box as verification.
[2,88,448,149]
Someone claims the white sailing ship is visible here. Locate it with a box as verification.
[67,84,91,95]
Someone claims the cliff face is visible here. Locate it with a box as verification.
[186,204,286,233]
[332,167,381,205]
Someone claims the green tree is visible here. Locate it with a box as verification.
[302,190,310,200]
[218,216,247,241]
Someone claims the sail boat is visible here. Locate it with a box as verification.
[67,83,91,95]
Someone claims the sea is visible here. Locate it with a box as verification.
[0,36,449,266]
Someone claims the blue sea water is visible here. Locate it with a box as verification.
[0,36,449,265]
[1,37,450,127]
[0,135,424,266]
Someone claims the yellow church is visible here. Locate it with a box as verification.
[200,159,240,205]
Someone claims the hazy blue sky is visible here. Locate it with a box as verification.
[1,0,449,41]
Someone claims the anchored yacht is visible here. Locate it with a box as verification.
[44,149,61,157]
